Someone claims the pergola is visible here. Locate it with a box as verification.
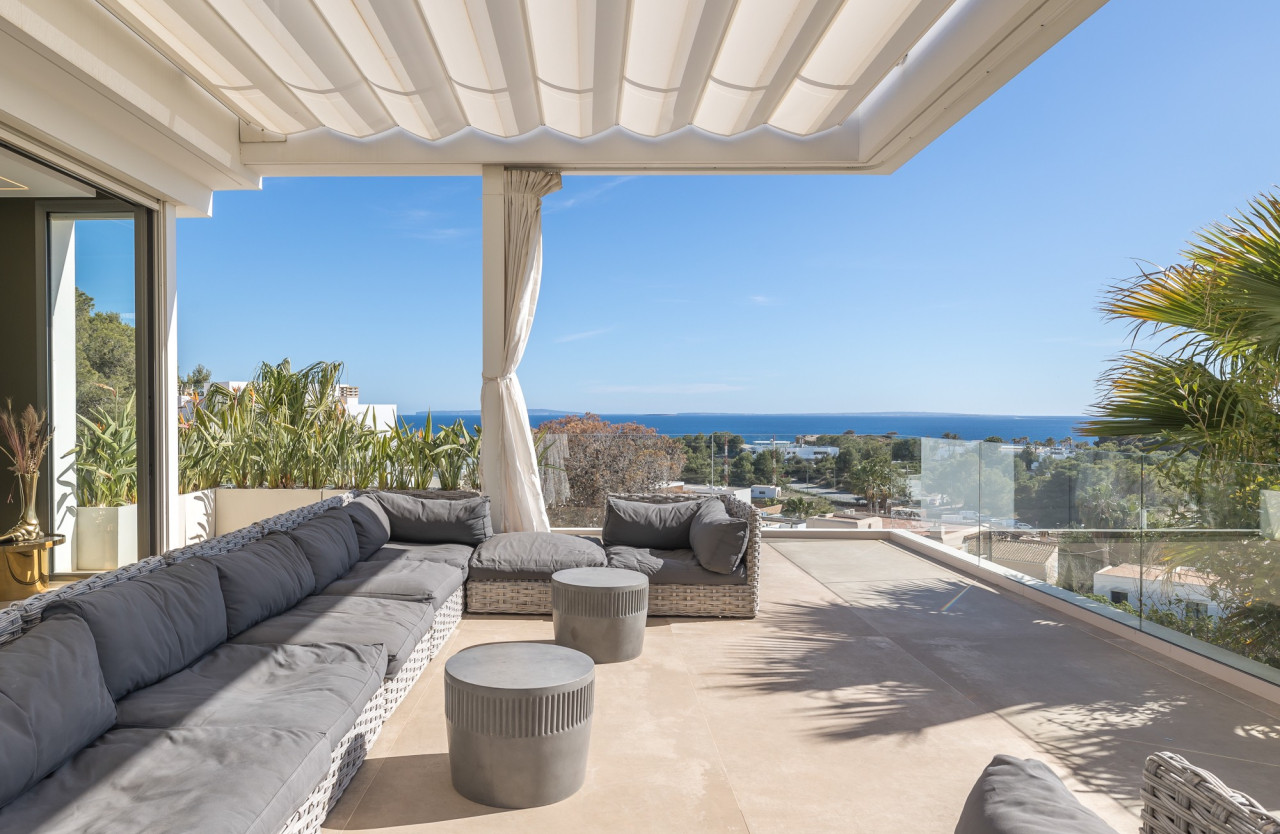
[0,0,1106,547]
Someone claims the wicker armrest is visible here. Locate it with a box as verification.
[1141,752,1280,834]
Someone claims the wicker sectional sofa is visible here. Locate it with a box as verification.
[0,489,480,834]
[466,492,761,618]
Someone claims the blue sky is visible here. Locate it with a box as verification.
[161,0,1280,417]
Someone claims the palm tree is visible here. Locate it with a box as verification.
[1081,193,1280,465]
[1082,193,1280,668]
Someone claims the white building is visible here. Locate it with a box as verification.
[745,440,839,460]
[1092,564,1220,619]
[751,485,782,500]
[680,485,752,504]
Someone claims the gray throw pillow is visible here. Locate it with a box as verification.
[689,499,749,574]
[343,495,391,559]
[602,497,707,550]
[44,558,228,701]
[211,533,316,637]
[287,508,360,589]
[954,755,1119,834]
[0,615,116,807]
[375,493,493,545]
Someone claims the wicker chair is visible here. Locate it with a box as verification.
[466,491,761,618]
[1142,753,1280,834]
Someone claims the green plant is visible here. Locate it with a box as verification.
[177,359,483,493]
[73,391,137,507]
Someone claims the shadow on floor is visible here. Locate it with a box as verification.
[333,754,506,829]
[725,575,1280,810]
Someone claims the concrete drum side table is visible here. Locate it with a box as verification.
[444,642,595,809]
[552,567,649,663]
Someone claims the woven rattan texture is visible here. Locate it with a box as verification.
[1141,752,1280,834]
[467,492,760,618]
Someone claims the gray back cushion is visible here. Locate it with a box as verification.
[602,497,707,550]
[0,615,116,807]
[375,493,493,545]
[287,509,360,589]
[212,533,316,637]
[343,495,391,559]
[44,558,228,701]
[689,499,749,575]
[954,755,1119,834]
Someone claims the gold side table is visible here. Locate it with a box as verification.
[0,535,65,599]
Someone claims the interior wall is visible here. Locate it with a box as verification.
[0,199,42,538]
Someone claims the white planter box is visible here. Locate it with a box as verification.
[1261,489,1280,541]
[74,504,139,571]
[213,489,325,536]
[177,490,217,545]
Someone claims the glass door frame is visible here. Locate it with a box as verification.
[36,198,161,566]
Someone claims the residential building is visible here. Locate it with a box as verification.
[1093,563,1221,619]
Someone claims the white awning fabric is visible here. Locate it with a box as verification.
[100,0,951,141]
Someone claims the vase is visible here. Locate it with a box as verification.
[1,472,43,543]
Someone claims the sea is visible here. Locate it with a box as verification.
[403,411,1088,442]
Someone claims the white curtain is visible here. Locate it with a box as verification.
[481,168,561,532]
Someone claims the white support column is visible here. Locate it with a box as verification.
[47,219,76,574]
[155,202,180,552]
[480,166,507,525]
[481,167,506,398]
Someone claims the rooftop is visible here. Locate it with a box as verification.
[324,540,1280,833]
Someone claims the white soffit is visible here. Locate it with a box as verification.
[87,0,1108,174]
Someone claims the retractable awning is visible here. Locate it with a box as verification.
[0,0,1106,203]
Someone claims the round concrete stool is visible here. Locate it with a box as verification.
[552,567,649,663]
[444,642,595,808]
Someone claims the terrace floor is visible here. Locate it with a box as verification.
[323,540,1280,833]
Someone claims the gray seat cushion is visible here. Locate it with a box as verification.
[605,545,748,585]
[44,558,227,700]
[211,533,316,636]
[0,616,116,808]
[318,559,465,604]
[470,532,606,580]
[0,726,331,834]
[287,508,361,589]
[954,755,1119,834]
[602,496,708,550]
[115,642,387,750]
[367,541,474,572]
[689,499,749,574]
[343,495,391,559]
[375,493,492,545]
[230,594,436,676]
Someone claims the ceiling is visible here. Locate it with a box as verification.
[0,146,96,199]
[100,0,953,141]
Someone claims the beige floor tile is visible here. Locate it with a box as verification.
[325,540,1279,834]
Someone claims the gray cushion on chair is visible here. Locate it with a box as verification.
[343,494,391,559]
[605,546,748,585]
[367,541,475,572]
[212,533,316,637]
[287,508,360,589]
[689,499,749,575]
[0,726,332,834]
[230,594,436,676]
[602,496,707,550]
[375,493,493,545]
[317,559,466,604]
[954,755,1119,834]
[470,532,607,580]
[44,557,228,700]
[0,616,116,808]
[115,642,387,750]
